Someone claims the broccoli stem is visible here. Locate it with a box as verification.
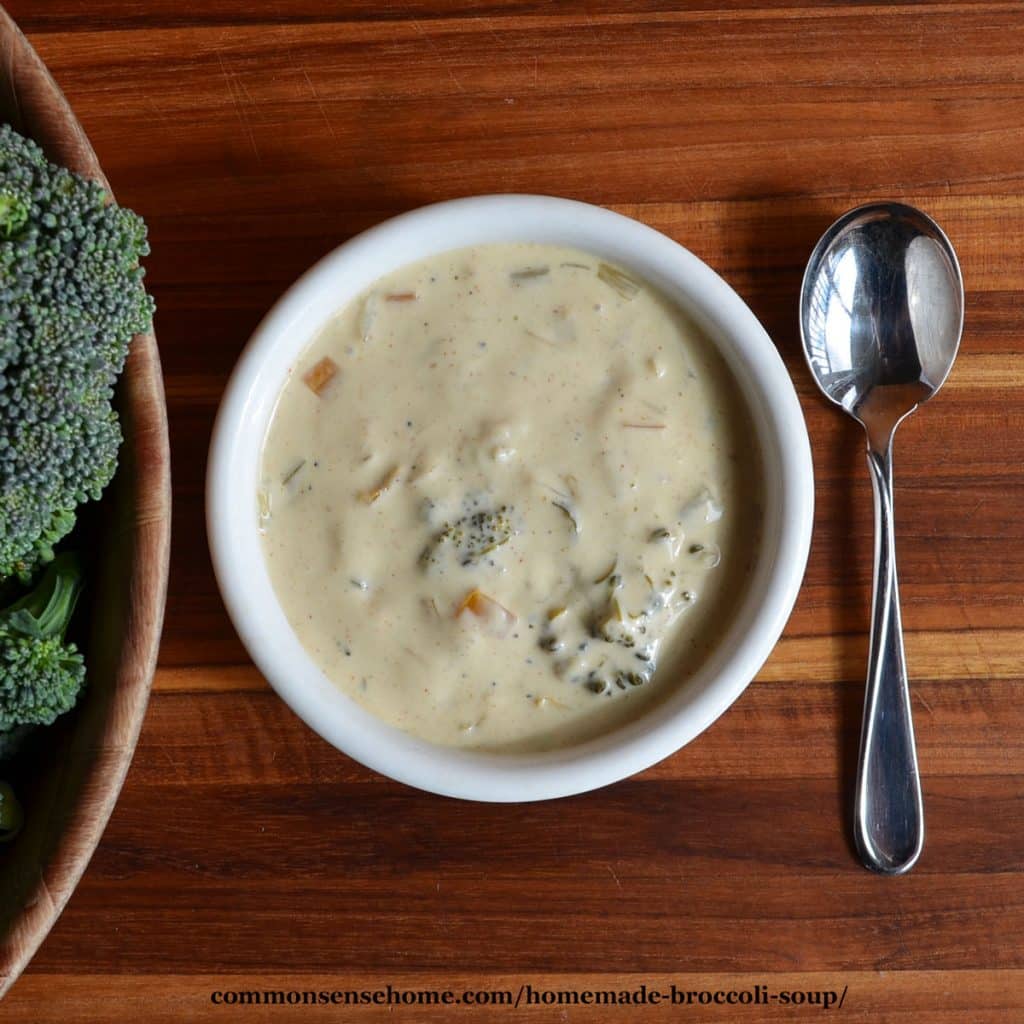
[0,554,87,747]
[2,553,83,640]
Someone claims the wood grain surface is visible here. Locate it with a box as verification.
[5,1,1024,1020]
[0,5,171,1000]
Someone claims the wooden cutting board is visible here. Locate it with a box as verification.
[6,1,1024,1020]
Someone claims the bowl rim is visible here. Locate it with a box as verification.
[207,193,813,802]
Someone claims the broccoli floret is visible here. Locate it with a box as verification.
[420,505,514,570]
[0,192,28,239]
[0,553,85,751]
[0,124,154,579]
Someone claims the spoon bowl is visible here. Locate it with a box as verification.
[802,203,964,446]
[800,202,964,874]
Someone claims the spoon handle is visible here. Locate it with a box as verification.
[855,437,925,875]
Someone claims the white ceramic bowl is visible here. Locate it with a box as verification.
[207,195,814,802]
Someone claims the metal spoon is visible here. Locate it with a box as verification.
[799,203,964,875]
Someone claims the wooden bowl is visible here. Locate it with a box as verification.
[0,9,171,996]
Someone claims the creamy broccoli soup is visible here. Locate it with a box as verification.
[258,243,760,752]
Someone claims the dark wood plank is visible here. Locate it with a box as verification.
[126,682,1024,782]
[22,776,1024,975]
[5,969,1024,1024]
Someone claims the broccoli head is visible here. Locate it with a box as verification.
[0,124,154,579]
[420,505,514,570]
[0,552,85,746]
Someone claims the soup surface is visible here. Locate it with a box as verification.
[259,243,759,751]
